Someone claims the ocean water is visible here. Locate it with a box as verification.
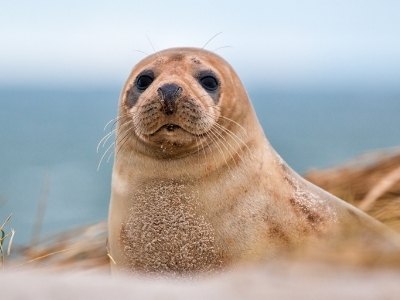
[0,87,399,245]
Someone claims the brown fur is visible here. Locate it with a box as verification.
[108,48,400,276]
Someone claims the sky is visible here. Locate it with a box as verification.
[1,0,400,89]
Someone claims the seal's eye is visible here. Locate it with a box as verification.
[200,75,219,91]
[136,74,154,91]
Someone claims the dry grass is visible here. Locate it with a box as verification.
[5,148,400,272]
[306,148,400,233]
[10,222,109,272]
[0,214,15,268]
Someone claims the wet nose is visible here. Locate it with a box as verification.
[158,83,182,115]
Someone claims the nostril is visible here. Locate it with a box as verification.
[158,83,182,115]
[158,83,181,101]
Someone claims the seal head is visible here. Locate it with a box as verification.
[118,47,253,159]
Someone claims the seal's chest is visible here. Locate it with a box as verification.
[120,181,223,275]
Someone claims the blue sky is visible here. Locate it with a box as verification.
[1,0,399,89]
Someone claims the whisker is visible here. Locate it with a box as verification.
[97,119,134,153]
[106,149,114,164]
[97,118,136,171]
[210,126,240,168]
[194,134,202,165]
[213,45,233,52]
[206,127,231,171]
[198,101,247,135]
[97,141,115,171]
[114,124,136,158]
[132,49,150,56]
[104,118,118,132]
[103,112,134,131]
[218,116,247,134]
[97,129,116,153]
[203,131,221,170]
[209,117,251,156]
[210,125,240,169]
[200,138,208,165]
[202,32,223,50]
[146,34,156,52]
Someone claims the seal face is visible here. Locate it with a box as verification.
[108,47,400,276]
[121,49,224,158]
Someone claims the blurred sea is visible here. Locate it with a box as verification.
[1,87,399,244]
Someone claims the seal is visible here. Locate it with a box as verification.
[108,47,400,276]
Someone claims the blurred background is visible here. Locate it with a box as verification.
[0,1,399,245]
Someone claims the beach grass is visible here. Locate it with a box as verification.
[0,214,15,268]
[306,148,400,233]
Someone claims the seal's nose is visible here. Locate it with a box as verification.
[158,83,182,115]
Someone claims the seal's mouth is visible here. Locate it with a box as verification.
[152,123,183,134]
[164,124,181,132]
